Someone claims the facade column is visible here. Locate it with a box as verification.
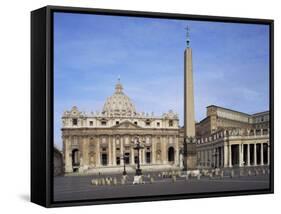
[130,146,134,165]
[108,136,112,166]
[78,137,83,169]
[151,137,156,164]
[96,137,100,166]
[254,143,257,166]
[143,136,147,164]
[120,137,124,165]
[247,144,250,166]
[112,137,116,166]
[64,136,73,173]
[82,136,89,169]
[228,144,232,167]
[175,136,179,166]
[261,143,264,165]
[130,136,134,165]
[142,148,146,165]
[161,136,167,164]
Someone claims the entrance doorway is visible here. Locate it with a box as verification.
[101,153,108,166]
[72,149,79,172]
[168,147,175,162]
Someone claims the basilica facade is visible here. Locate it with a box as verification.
[62,81,181,173]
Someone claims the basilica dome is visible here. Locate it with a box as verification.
[102,80,136,116]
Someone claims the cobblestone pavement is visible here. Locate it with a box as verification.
[54,172,270,202]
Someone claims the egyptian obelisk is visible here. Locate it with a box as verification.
[183,26,197,170]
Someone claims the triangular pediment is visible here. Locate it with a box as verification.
[113,120,141,129]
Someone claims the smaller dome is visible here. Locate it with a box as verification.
[163,110,178,119]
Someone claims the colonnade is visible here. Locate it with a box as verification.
[197,142,270,168]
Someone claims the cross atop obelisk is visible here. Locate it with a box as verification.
[183,25,197,170]
[185,25,190,48]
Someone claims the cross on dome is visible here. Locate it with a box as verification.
[115,77,123,94]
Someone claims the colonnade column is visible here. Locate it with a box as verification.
[224,144,228,167]
[239,144,243,167]
[228,144,232,167]
[267,143,270,165]
[247,144,250,166]
[216,147,219,168]
[254,143,257,166]
[261,143,264,165]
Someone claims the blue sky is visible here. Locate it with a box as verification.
[54,12,269,149]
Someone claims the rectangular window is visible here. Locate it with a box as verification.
[89,121,93,126]
[145,121,150,126]
[101,121,107,125]
[146,152,151,163]
[169,120,173,127]
[116,157,120,165]
[157,122,160,127]
[72,118,78,125]
[125,153,130,164]
[116,121,119,125]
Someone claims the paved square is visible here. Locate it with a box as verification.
[54,173,270,202]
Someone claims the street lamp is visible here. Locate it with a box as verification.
[121,153,129,176]
[131,136,144,176]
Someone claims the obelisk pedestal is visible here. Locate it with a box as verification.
[183,47,197,170]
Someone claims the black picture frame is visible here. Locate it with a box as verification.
[31,5,274,208]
